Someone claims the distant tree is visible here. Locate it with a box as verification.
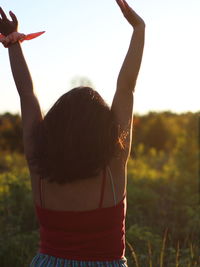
[132,113,173,152]
[0,113,23,153]
[70,76,95,89]
[144,116,170,150]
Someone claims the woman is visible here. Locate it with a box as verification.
[0,0,145,266]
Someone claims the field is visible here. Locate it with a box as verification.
[0,112,199,266]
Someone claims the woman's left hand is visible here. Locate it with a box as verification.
[0,7,18,36]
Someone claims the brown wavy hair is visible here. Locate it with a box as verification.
[33,87,123,184]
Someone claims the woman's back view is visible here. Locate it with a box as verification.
[0,0,145,266]
[33,165,127,264]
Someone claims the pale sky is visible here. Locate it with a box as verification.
[0,0,199,115]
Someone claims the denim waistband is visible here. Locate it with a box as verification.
[30,253,128,267]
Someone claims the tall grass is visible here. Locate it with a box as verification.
[159,228,168,267]
[147,241,153,267]
[175,241,180,267]
[126,230,200,267]
[126,240,139,267]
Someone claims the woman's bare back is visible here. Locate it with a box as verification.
[31,157,126,211]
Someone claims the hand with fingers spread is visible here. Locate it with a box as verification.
[0,7,18,36]
[116,0,145,28]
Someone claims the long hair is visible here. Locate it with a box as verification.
[34,87,123,184]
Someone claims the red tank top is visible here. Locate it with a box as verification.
[35,169,127,261]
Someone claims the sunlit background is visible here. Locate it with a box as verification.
[0,0,199,115]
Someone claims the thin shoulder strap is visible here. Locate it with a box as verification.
[39,178,45,208]
[108,166,117,206]
[99,168,106,208]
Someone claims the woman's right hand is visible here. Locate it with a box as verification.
[116,0,145,29]
[0,7,18,36]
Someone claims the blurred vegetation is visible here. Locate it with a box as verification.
[0,111,199,266]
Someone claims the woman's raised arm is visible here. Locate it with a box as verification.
[112,0,145,162]
[115,0,145,91]
[0,8,43,165]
